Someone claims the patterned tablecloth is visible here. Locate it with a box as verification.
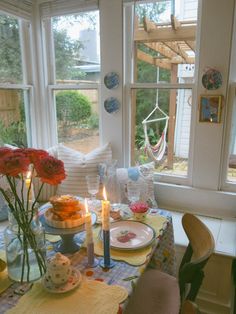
[0,208,176,314]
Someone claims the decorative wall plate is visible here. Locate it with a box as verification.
[104,97,120,114]
[104,72,120,89]
[202,68,222,90]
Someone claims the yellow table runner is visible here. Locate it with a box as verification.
[92,214,167,266]
[6,279,128,314]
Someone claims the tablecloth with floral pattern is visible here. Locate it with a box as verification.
[0,208,176,314]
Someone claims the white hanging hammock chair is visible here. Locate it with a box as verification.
[142,104,169,162]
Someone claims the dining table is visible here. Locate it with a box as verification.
[0,203,176,314]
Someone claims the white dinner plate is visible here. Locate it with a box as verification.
[104,220,156,250]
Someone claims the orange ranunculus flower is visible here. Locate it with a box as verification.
[0,147,13,158]
[0,152,30,177]
[15,148,49,164]
[34,155,66,185]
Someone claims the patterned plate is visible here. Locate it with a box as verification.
[104,72,119,89]
[42,268,82,293]
[104,97,120,114]
[101,220,156,250]
[202,68,222,90]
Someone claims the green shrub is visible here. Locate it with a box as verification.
[56,91,92,123]
[0,120,27,147]
[87,112,99,129]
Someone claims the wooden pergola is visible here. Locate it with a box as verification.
[132,15,196,168]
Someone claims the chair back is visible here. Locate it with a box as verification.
[179,213,215,302]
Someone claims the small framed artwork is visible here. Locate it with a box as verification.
[199,95,222,123]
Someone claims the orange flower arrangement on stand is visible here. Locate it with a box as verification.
[0,147,66,282]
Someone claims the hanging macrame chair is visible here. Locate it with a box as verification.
[142,104,169,162]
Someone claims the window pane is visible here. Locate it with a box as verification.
[228,95,236,182]
[52,11,100,83]
[0,89,29,147]
[55,89,99,153]
[0,13,23,83]
[133,88,192,176]
[134,0,197,83]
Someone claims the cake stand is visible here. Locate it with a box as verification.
[39,203,97,254]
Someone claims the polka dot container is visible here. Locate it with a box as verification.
[45,252,72,286]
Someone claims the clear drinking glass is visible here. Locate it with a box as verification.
[127,181,140,204]
[86,175,100,202]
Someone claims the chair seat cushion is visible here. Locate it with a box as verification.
[124,269,180,314]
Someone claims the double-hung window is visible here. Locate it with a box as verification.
[0,11,33,148]
[124,0,199,184]
[41,1,100,153]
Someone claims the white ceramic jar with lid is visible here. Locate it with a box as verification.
[46,253,72,286]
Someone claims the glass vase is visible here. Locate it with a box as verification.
[4,208,46,283]
[101,160,121,204]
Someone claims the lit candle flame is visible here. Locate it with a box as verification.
[85,198,89,214]
[26,171,31,180]
[103,187,107,201]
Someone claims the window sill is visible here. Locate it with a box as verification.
[155,182,236,219]
[170,210,236,258]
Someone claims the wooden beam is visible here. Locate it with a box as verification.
[144,42,176,59]
[144,42,195,64]
[137,50,155,65]
[186,40,195,51]
[134,25,196,43]
[171,14,181,30]
[167,64,178,169]
[163,41,189,63]
[137,50,171,70]
[153,56,195,65]
[143,16,156,33]
[170,55,195,64]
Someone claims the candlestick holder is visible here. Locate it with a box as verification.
[99,229,116,269]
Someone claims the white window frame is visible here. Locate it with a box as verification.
[41,11,101,148]
[0,12,36,148]
[124,0,236,218]
[2,0,236,218]
[0,84,34,147]
[47,83,100,147]
[221,83,236,193]
[123,2,198,186]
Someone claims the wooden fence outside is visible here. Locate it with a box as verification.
[0,90,21,127]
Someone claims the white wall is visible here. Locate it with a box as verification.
[99,0,124,166]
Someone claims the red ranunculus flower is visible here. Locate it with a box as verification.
[0,152,31,177]
[0,147,13,158]
[34,155,66,185]
[130,201,149,213]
